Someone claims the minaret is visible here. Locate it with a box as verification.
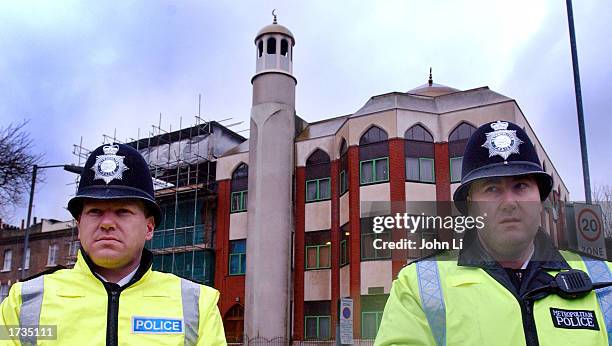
[245,11,296,340]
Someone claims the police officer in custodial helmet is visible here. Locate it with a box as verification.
[1,143,227,345]
[375,120,612,346]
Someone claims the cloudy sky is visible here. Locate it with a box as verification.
[1,0,610,224]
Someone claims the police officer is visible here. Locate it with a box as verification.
[0,143,227,345]
[374,121,612,345]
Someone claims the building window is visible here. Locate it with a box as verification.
[339,139,349,195]
[361,218,391,261]
[339,170,347,195]
[152,250,213,285]
[306,178,331,202]
[448,122,476,183]
[231,163,248,213]
[304,301,331,340]
[405,125,435,183]
[47,244,59,266]
[360,157,389,185]
[305,149,331,202]
[450,157,463,183]
[258,40,263,58]
[149,196,206,250]
[362,312,384,339]
[24,247,30,270]
[339,170,347,194]
[361,294,390,339]
[231,191,248,212]
[229,240,246,275]
[340,240,348,266]
[406,157,435,183]
[359,127,389,186]
[0,284,8,302]
[340,223,349,266]
[69,241,80,257]
[2,250,12,271]
[305,231,331,270]
[360,126,388,144]
[224,304,245,344]
[305,316,331,340]
[305,244,331,269]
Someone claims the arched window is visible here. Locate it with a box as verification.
[339,139,348,195]
[281,39,289,56]
[258,40,263,58]
[359,126,389,185]
[306,149,331,202]
[224,304,245,343]
[405,125,435,183]
[448,123,476,183]
[360,126,388,145]
[266,37,276,54]
[231,163,248,212]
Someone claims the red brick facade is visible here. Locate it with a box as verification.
[214,178,246,342]
[293,166,306,340]
[347,145,362,338]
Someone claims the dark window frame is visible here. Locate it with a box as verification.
[229,239,246,276]
[230,190,248,213]
[306,177,331,202]
[305,243,331,270]
[359,157,389,185]
[304,315,331,340]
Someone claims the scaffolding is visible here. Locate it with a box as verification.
[71,99,246,285]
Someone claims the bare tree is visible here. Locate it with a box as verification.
[593,184,612,239]
[0,121,43,219]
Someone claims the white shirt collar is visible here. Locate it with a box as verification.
[96,266,139,287]
[520,246,535,270]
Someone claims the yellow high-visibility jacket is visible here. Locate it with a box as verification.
[375,232,612,346]
[0,249,226,346]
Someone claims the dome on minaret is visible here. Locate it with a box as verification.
[255,9,294,44]
[253,10,295,78]
[255,24,294,44]
[407,68,460,97]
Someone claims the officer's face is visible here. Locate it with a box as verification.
[78,199,155,270]
[468,176,542,260]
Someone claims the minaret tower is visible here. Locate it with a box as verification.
[245,11,296,340]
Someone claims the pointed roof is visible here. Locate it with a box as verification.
[407,82,461,97]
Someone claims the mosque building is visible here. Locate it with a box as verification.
[212,15,569,343]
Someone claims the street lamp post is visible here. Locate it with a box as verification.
[565,0,592,203]
[20,164,83,280]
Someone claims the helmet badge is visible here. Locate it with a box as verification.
[481,120,524,160]
[91,144,130,184]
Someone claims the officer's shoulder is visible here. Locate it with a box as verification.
[151,270,219,293]
[406,249,458,265]
[396,250,459,277]
[22,265,68,282]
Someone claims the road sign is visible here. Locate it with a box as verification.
[339,298,353,345]
[574,203,606,259]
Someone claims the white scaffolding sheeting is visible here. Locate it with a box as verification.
[140,133,211,169]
